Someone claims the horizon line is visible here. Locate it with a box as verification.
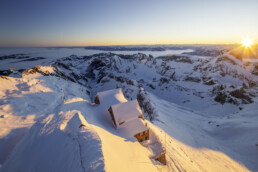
[0,43,241,48]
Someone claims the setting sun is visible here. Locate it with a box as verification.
[241,38,254,48]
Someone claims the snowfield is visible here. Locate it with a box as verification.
[0,46,257,171]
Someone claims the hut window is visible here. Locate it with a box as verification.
[145,136,148,140]
[143,131,145,135]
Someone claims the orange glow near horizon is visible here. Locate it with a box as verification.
[229,39,257,60]
[1,35,249,47]
[76,37,248,47]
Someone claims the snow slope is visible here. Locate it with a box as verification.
[0,65,254,172]
[1,111,104,172]
[149,93,255,171]
[48,52,257,171]
[0,69,165,172]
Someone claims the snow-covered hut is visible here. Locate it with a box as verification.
[108,99,144,128]
[119,118,149,142]
[94,88,127,107]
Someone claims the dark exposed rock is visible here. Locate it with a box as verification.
[147,83,155,90]
[71,72,81,81]
[242,83,248,89]
[11,57,45,63]
[0,68,25,77]
[22,65,76,83]
[230,89,253,104]
[230,89,245,99]
[84,58,107,80]
[203,80,216,85]
[216,55,237,65]
[126,79,134,86]
[55,62,70,70]
[116,54,135,60]
[100,74,135,86]
[159,77,169,84]
[54,68,75,82]
[219,85,225,90]
[248,80,256,88]
[0,54,30,60]
[212,85,239,105]
[182,100,191,103]
[0,70,12,76]
[193,91,204,99]
[252,64,258,75]
[202,76,211,82]
[170,72,177,81]
[184,76,201,83]
[90,59,106,69]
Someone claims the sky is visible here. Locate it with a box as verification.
[0,0,257,47]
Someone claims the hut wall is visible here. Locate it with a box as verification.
[108,107,117,128]
[155,152,166,165]
[134,129,149,142]
[94,96,100,104]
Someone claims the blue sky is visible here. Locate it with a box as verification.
[0,0,257,46]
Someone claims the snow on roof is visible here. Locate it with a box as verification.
[119,118,148,137]
[96,88,127,108]
[110,99,143,126]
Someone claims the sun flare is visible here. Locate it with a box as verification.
[241,38,253,48]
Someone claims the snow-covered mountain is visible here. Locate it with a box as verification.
[0,47,257,171]
[53,52,257,116]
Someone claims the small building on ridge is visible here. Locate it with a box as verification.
[94,88,127,108]
[108,99,144,128]
[119,118,149,142]
[95,88,149,142]
[108,99,149,142]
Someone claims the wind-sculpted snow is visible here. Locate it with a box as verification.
[1,111,104,172]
